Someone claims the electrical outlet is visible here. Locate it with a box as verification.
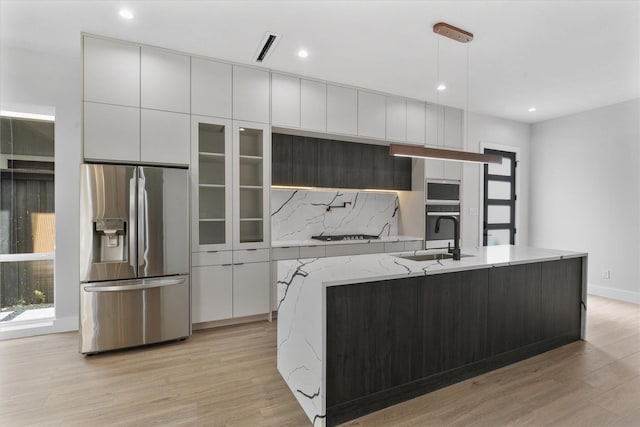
[602,270,610,280]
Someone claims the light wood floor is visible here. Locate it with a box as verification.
[1,295,638,427]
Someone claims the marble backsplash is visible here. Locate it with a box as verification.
[271,189,398,241]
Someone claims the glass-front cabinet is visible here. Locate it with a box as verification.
[191,116,232,251]
[233,121,270,249]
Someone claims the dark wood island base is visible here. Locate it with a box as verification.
[326,258,584,426]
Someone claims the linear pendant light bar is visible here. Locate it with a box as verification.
[389,143,503,165]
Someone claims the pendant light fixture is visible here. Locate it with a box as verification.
[390,22,502,165]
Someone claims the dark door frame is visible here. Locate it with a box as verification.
[483,148,516,246]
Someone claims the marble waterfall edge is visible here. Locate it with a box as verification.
[271,189,398,241]
[277,258,326,427]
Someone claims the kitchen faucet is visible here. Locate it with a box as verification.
[434,216,461,260]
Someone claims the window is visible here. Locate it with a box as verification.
[483,148,516,246]
[0,112,55,324]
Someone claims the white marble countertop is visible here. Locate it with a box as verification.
[272,235,423,248]
[277,245,587,287]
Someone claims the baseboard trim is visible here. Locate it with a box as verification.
[588,284,640,304]
[0,315,78,340]
[192,313,270,330]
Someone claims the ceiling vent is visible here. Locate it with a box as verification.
[254,32,281,63]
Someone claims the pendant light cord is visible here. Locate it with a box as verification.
[436,34,441,144]
[466,41,470,150]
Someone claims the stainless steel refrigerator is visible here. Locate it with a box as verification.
[79,164,190,354]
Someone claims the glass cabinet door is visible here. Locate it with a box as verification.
[191,116,232,251]
[233,121,270,248]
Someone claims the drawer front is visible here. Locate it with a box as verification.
[272,246,300,260]
[355,242,385,255]
[192,251,232,266]
[404,240,424,251]
[384,241,405,253]
[233,248,270,264]
[299,245,326,258]
[325,243,385,257]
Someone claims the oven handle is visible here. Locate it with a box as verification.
[426,212,461,216]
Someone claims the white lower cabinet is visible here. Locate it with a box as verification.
[404,240,424,251]
[192,264,233,323]
[233,262,270,317]
[192,251,270,324]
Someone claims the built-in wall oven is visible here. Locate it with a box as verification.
[425,180,461,249]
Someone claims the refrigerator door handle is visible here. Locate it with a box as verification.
[128,172,137,271]
[84,278,186,292]
[138,173,147,275]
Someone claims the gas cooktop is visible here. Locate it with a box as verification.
[311,234,380,242]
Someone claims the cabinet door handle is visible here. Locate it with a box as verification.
[207,250,218,253]
[234,263,245,266]
[247,249,257,251]
[221,263,232,267]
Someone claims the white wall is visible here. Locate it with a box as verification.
[461,112,531,248]
[0,44,82,338]
[530,99,640,304]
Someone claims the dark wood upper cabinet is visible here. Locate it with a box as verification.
[272,133,411,190]
[271,133,292,186]
[347,142,374,189]
[290,136,317,187]
[317,138,348,188]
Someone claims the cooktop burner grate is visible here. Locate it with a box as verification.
[311,234,380,242]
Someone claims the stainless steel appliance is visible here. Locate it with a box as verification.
[425,179,461,249]
[79,164,190,354]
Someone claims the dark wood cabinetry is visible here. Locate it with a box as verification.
[487,263,543,355]
[540,258,583,339]
[317,138,348,188]
[326,278,421,408]
[325,258,584,427]
[272,133,412,190]
[422,269,488,376]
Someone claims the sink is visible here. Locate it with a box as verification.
[394,252,473,262]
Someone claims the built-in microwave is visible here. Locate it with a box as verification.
[425,179,460,203]
[425,179,460,249]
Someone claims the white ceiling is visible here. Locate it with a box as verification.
[1,0,639,123]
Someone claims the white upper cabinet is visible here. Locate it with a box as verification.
[140,109,190,165]
[327,85,357,135]
[444,106,463,149]
[83,102,140,162]
[191,57,232,119]
[83,36,140,107]
[300,79,327,132]
[386,97,406,141]
[141,47,190,113]
[425,105,464,180]
[233,66,270,123]
[357,91,386,139]
[271,73,301,128]
[426,103,445,146]
[232,121,271,249]
[406,100,426,145]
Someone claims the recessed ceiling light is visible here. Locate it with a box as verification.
[298,49,309,59]
[437,84,447,91]
[119,9,134,20]
[239,127,245,132]
[528,107,537,112]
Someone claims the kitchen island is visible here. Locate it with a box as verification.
[276,245,587,427]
